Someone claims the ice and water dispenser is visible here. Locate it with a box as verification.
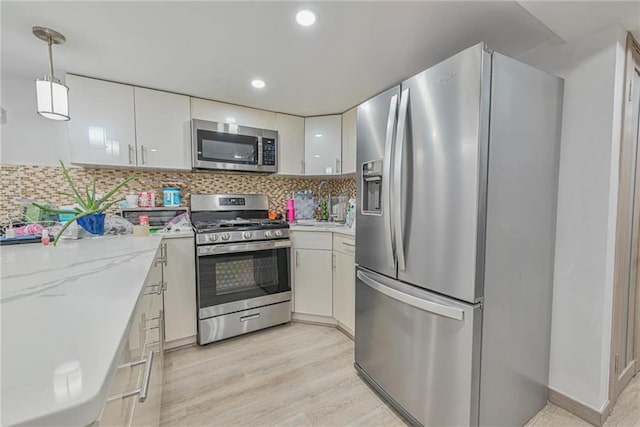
[362,160,383,214]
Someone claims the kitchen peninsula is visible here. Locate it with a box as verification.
[0,235,164,426]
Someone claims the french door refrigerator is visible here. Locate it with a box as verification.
[354,43,564,427]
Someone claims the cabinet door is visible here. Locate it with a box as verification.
[163,237,197,343]
[190,97,276,129]
[275,113,305,175]
[67,75,136,167]
[304,115,342,175]
[333,251,356,334]
[341,108,357,175]
[134,87,191,170]
[293,249,333,316]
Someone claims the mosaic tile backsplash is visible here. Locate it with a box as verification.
[0,164,356,224]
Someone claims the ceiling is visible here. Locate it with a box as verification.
[1,1,637,116]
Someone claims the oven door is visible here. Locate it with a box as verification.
[196,240,291,319]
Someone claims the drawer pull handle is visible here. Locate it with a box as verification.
[113,350,154,403]
[240,313,260,322]
[343,242,355,247]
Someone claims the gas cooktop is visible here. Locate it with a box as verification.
[190,194,290,245]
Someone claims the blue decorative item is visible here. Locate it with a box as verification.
[77,213,106,235]
[163,187,181,207]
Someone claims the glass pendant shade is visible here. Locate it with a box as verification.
[36,77,69,121]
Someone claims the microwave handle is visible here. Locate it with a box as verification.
[257,138,263,166]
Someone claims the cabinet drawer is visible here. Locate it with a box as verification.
[291,231,332,250]
[333,234,355,255]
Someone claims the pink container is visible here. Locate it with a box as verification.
[286,199,295,222]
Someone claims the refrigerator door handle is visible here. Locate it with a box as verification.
[357,270,464,321]
[383,94,399,268]
[394,88,409,271]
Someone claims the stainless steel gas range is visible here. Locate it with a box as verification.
[191,194,291,345]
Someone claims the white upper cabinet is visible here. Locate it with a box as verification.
[68,75,190,170]
[134,87,191,170]
[67,75,136,167]
[190,98,276,130]
[341,107,357,175]
[275,113,305,175]
[304,115,342,175]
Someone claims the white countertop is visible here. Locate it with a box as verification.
[0,235,163,426]
[157,228,194,239]
[289,222,356,236]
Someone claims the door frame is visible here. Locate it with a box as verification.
[609,32,640,409]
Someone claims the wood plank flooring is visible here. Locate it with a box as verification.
[526,373,640,427]
[160,323,405,426]
[161,322,640,426]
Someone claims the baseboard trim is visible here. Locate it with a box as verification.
[336,321,354,341]
[291,312,337,326]
[164,335,197,351]
[548,388,611,426]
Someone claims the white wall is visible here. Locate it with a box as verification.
[1,75,71,166]
[517,25,627,411]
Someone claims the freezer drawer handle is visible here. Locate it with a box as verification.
[357,270,464,321]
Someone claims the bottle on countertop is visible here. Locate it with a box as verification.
[41,229,50,245]
[286,199,296,222]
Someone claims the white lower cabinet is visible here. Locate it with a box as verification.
[333,234,356,336]
[162,236,197,347]
[291,231,356,337]
[99,244,165,426]
[291,231,333,318]
[293,248,333,317]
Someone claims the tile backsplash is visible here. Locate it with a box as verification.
[0,164,356,223]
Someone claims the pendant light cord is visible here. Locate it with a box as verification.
[47,36,54,79]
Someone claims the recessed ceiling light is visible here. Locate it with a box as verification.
[296,10,316,27]
[314,155,320,158]
[315,134,323,137]
[226,117,236,123]
[251,79,266,89]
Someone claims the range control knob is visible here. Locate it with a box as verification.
[208,234,218,242]
[264,230,273,238]
[243,231,252,240]
[275,230,283,237]
[221,233,231,241]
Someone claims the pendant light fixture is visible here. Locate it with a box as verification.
[32,26,69,121]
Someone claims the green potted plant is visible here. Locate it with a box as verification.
[33,161,141,245]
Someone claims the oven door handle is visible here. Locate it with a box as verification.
[197,239,291,256]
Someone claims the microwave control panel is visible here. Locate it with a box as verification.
[262,138,276,166]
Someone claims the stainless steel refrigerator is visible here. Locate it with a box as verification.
[354,43,563,426]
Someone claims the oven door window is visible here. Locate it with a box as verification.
[198,247,290,307]
[197,129,258,165]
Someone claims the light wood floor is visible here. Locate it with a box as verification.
[526,373,640,427]
[161,323,640,427]
[161,322,405,426]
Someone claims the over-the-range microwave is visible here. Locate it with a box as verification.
[192,119,278,173]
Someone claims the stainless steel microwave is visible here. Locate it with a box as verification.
[192,119,278,173]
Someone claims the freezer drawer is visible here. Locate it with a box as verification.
[355,267,482,426]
